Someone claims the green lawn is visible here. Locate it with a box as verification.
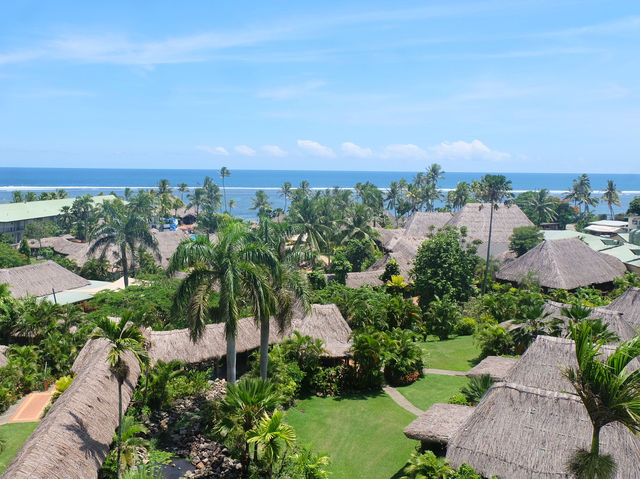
[396,374,469,411]
[286,392,416,479]
[419,335,480,371]
[0,422,39,473]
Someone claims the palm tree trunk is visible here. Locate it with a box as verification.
[121,245,129,287]
[260,320,270,380]
[481,205,495,295]
[117,380,123,478]
[609,204,614,221]
[223,178,227,213]
[226,334,237,383]
[591,425,601,456]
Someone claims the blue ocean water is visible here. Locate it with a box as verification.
[0,168,638,219]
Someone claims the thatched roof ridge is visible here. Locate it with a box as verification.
[446,382,640,479]
[541,300,636,341]
[375,227,403,250]
[404,212,453,237]
[0,345,7,367]
[447,203,533,245]
[404,403,475,443]
[147,304,351,364]
[608,287,640,330]
[466,356,518,382]
[345,270,385,288]
[496,238,627,290]
[0,261,90,298]
[504,335,639,393]
[2,338,142,479]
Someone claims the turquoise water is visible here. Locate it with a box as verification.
[1,167,638,218]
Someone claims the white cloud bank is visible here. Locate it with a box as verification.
[381,144,428,159]
[297,139,335,157]
[196,145,229,156]
[234,145,256,156]
[262,145,287,157]
[429,139,510,161]
[341,142,373,158]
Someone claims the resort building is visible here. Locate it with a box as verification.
[0,195,116,242]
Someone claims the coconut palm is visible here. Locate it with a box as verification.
[220,166,231,212]
[89,199,159,287]
[71,194,95,242]
[425,163,444,187]
[527,188,557,224]
[287,198,331,252]
[298,180,312,198]
[11,191,23,203]
[124,188,133,201]
[202,176,222,214]
[602,180,621,220]
[250,190,273,217]
[91,315,149,478]
[385,181,404,224]
[447,181,471,211]
[473,174,514,295]
[55,189,68,199]
[247,410,296,477]
[564,321,640,479]
[157,179,172,195]
[187,187,204,216]
[168,223,276,383]
[280,182,293,213]
[340,204,379,244]
[177,182,188,201]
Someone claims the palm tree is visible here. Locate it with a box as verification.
[202,176,222,214]
[292,446,331,479]
[340,204,379,244]
[187,187,204,216]
[55,189,68,199]
[247,410,296,477]
[220,167,231,212]
[112,414,149,473]
[425,163,444,187]
[177,182,188,201]
[287,198,331,253]
[298,180,312,198]
[91,315,149,478]
[124,187,133,201]
[473,174,514,295]
[527,188,557,224]
[157,179,171,195]
[250,190,273,217]
[25,191,38,202]
[168,223,276,383]
[564,321,640,479]
[71,194,95,242]
[11,191,23,203]
[602,180,621,220]
[280,182,293,213]
[385,181,403,224]
[89,199,159,287]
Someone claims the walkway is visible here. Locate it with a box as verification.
[422,368,467,377]
[382,385,424,416]
[6,390,53,423]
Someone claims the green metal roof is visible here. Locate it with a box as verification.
[0,195,118,223]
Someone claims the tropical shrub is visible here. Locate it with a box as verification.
[400,450,485,479]
[508,225,543,257]
[249,346,305,405]
[341,237,377,272]
[423,295,462,340]
[447,392,469,405]
[51,375,74,402]
[474,323,514,358]
[461,374,494,405]
[328,252,351,285]
[454,316,477,336]
[346,328,389,390]
[307,270,328,290]
[0,242,29,268]
[379,258,401,284]
[384,329,424,386]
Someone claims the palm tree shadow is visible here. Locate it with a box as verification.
[64,411,110,468]
[390,461,410,479]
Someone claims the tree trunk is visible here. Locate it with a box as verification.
[260,320,270,380]
[223,178,227,213]
[591,424,601,456]
[609,204,614,221]
[226,334,237,383]
[121,245,129,287]
[117,380,123,478]
[481,205,495,295]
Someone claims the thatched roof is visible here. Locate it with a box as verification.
[2,338,142,479]
[608,287,640,330]
[404,212,453,237]
[541,300,636,342]
[446,382,640,479]
[0,261,90,298]
[496,238,627,290]
[147,304,351,364]
[345,270,385,288]
[0,345,7,367]
[466,356,518,382]
[504,335,640,394]
[375,227,404,250]
[404,403,475,444]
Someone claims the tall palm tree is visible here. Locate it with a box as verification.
[177,182,188,201]
[220,167,231,212]
[124,187,133,201]
[280,182,293,213]
[564,321,640,479]
[447,181,471,211]
[250,190,273,217]
[602,180,621,220]
[157,179,172,195]
[298,180,312,198]
[55,189,68,199]
[527,188,557,224]
[168,223,276,383]
[473,174,514,295]
[91,315,149,478]
[71,194,95,242]
[89,199,159,287]
[287,198,331,252]
[11,191,23,203]
[385,181,403,224]
[425,163,444,187]
[187,187,204,216]
[202,176,222,214]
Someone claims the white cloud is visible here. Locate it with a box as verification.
[381,144,428,159]
[262,145,287,157]
[341,142,373,158]
[196,145,229,156]
[429,139,510,161]
[297,140,335,157]
[234,145,256,156]
[258,80,325,100]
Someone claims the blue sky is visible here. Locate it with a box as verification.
[0,1,638,172]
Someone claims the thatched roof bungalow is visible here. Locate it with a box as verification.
[403,212,453,237]
[465,356,518,382]
[403,403,475,445]
[345,270,385,288]
[147,304,351,364]
[496,238,627,290]
[0,261,90,299]
[1,338,142,479]
[446,382,640,479]
[608,287,640,330]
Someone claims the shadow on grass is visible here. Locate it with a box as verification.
[296,389,386,403]
[390,462,410,479]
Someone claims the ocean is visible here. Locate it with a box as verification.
[0,168,638,219]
